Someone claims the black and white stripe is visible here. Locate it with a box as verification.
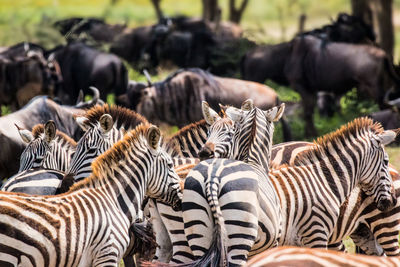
[184,100,397,265]
[0,123,182,266]
[17,121,76,173]
[181,101,285,266]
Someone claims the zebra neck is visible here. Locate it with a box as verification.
[314,153,360,205]
[74,160,148,223]
[243,110,273,172]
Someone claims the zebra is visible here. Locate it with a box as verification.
[16,121,76,172]
[271,141,400,256]
[183,102,397,265]
[245,246,400,267]
[181,100,285,266]
[0,123,182,267]
[164,119,209,158]
[54,105,206,264]
[200,103,400,256]
[1,168,65,194]
[63,104,148,184]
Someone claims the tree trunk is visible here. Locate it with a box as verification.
[229,0,249,24]
[298,13,307,34]
[150,0,164,21]
[202,0,220,22]
[351,0,394,56]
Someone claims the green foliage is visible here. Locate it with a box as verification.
[1,105,11,116]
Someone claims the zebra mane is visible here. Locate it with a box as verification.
[294,117,384,166]
[164,119,209,155]
[70,122,152,191]
[31,124,77,147]
[80,104,148,130]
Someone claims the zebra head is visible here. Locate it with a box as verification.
[359,129,398,211]
[17,121,56,172]
[198,101,234,160]
[200,99,285,170]
[145,125,182,210]
[66,114,120,181]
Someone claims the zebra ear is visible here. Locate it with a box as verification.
[99,114,114,133]
[147,125,161,150]
[264,103,285,122]
[241,99,254,111]
[202,101,221,125]
[15,124,34,143]
[226,106,244,122]
[377,130,397,146]
[75,116,89,132]
[44,120,56,143]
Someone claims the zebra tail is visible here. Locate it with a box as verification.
[139,179,227,267]
[196,176,228,267]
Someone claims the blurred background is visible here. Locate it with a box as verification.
[1,0,399,164]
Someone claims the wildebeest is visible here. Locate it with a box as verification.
[369,91,400,133]
[242,35,400,136]
[300,13,375,44]
[119,68,292,141]
[110,16,248,75]
[48,42,128,104]
[0,43,62,114]
[53,17,127,43]
[0,91,100,180]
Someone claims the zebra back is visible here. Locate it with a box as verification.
[1,168,65,194]
[18,121,76,173]
[245,246,400,267]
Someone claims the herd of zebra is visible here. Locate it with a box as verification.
[0,100,400,267]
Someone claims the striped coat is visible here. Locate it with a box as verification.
[189,103,397,265]
[0,123,182,267]
[245,246,400,267]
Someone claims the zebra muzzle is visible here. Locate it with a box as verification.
[199,144,215,161]
[377,196,396,211]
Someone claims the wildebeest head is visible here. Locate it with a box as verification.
[116,81,147,110]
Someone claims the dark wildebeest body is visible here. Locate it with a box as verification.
[53,17,126,43]
[49,42,128,104]
[110,16,245,75]
[124,68,291,140]
[299,13,375,45]
[369,95,400,137]
[0,95,98,179]
[242,35,399,136]
[0,43,62,114]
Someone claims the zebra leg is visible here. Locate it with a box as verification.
[156,202,194,263]
[221,190,260,266]
[373,228,399,256]
[327,242,345,252]
[147,199,173,262]
[351,224,384,256]
[300,226,329,249]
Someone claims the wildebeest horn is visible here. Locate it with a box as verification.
[89,87,100,104]
[76,90,84,104]
[388,98,400,108]
[27,50,47,65]
[47,52,55,62]
[143,69,152,86]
